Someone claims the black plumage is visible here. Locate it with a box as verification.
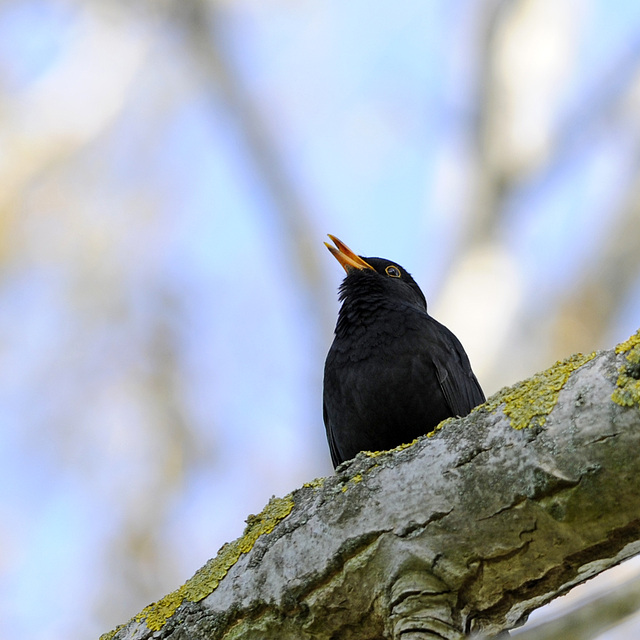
[323,235,485,468]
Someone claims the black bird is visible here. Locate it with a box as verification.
[323,235,485,468]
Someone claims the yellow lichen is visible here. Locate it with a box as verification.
[363,437,419,459]
[129,494,294,632]
[483,352,597,430]
[427,416,458,437]
[341,473,364,492]
[303,477,326,490]
[615,329,640,355]
[612,329,640,408]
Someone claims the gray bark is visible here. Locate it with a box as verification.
[103,332,640,640]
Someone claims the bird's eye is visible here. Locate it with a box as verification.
[385,265,401,278]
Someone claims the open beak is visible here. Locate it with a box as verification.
[324,235,375,273]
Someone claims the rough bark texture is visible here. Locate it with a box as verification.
[102,331,640,640]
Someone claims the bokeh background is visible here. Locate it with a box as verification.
[2,1,640,638]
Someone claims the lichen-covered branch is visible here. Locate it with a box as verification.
[102,330,640,640]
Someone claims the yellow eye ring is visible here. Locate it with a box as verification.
[385,265,401,278]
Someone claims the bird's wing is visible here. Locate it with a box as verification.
[431,323,485,417]
[433,355,485,417]
[323,401,343,468]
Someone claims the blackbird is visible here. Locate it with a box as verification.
[323,235,485,468]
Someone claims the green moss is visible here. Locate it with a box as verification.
[612,329,640,408]
[128,494,294,633]
[483,351,597,430]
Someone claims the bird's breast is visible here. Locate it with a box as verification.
[331,311,422,363]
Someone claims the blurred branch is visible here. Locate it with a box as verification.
[466,0,517,245]
[99,290,196,621]
[544,39,640,181]
[512,569,640,640]
[0,4,150,260]
[438,1,640,387]
[170,0,334,334]
[467,0,587,245]
[546,52,640,353]
[553,148,640,354]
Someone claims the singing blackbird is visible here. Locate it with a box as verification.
[323,235,485,468]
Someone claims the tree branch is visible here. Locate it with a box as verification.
[102,330,640,640]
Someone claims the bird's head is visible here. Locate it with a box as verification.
[325,234,427,311]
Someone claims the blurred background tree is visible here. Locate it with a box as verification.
[1,1,639,638]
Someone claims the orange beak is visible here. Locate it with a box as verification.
[324,235,375,273]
